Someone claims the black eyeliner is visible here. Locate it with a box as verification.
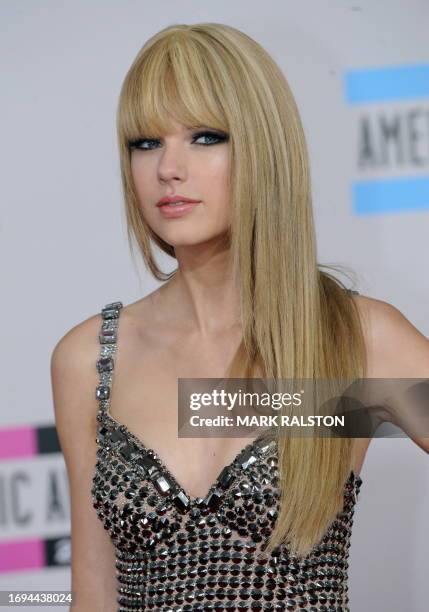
[128,130,229,151]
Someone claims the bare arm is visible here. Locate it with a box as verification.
[50,315,117,612]
[359,296,429,453]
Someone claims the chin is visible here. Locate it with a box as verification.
[161,231,228,249]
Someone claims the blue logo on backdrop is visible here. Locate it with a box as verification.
[344,63,429,215]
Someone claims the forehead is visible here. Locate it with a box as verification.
[160,121,209,134]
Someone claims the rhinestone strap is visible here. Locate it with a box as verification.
[95,301,123,415]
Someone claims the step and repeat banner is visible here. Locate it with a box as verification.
[1,2,428,611]
[0,426,69,574]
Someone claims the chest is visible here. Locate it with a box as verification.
[107,316,246,497]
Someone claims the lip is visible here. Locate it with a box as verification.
[157,201,200,218]
[156,195,201,206]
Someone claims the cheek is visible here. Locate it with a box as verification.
[130,160,159,218]
[205,151,230,205]
[130,159,148,199]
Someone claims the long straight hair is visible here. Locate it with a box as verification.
[116,22,367,558]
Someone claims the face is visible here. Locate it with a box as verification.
[129,119,231,248]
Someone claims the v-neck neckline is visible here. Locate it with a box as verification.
[97,300,362,508]
[102,408,275,504]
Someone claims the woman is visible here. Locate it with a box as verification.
[50,22,429,612]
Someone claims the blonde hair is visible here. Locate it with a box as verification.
[116,22,367,558]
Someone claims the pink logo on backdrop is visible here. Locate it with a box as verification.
[0,423,70,573]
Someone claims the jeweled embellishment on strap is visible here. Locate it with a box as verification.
[94,301,123,413]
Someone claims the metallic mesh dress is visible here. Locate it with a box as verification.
[91,298,363,612]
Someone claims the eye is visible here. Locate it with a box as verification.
[128,130,229,151]
[193,131,229,145]
[128,138,159,151]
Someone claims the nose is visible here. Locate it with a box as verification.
[157,142,187,183]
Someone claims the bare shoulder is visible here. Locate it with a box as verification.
[50,290,163,390]
[50,297,139,375]
[351,294,429,378]
[50,310,102,389]
[49,293,160,414]
[51,310,101,361]
[50,309,105,442]
[348,293,429,457]
[352,293,429,454]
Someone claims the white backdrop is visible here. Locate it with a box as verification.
[1,1,428,611]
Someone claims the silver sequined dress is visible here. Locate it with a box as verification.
[91,298,363,612]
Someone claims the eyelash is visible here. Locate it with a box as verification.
[128,130,229,151]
